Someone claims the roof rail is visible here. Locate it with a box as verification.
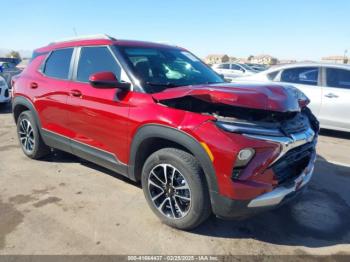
[49,34,116,45]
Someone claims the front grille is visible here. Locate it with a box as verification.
[280,113,309,135]
[272,142,315,185]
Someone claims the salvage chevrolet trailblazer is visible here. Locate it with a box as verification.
[11,35,319,229]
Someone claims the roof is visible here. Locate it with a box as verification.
[264,62,350,73]
[36,34,184,53]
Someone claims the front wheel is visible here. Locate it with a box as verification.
[141,148,211,230]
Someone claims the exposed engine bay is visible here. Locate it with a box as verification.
[159,96,320,136]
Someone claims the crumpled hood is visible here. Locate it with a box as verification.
[152,83,309,112]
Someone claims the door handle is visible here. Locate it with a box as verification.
[324,93,338,98]
[30,82,38,89]
[70,89,82,97]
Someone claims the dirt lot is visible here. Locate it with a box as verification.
[0,102,349,255]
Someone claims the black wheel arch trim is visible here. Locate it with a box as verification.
[128,124,219,195]
[12,96,42,129]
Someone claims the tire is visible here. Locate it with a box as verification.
[141,148,211,230]
[16,110,50,159]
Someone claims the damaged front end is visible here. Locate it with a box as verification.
[157,94,319,138]
[154,84,319,194]
[153,83,320,216]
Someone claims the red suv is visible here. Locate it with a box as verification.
[12,35,319,229]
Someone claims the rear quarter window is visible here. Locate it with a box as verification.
[43,48,73,80]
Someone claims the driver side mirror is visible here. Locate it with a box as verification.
[89,72,130,91]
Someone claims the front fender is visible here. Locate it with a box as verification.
[128,124,219,196]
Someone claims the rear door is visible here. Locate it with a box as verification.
[34,48,74,138]
[278,66,322,116]
[319,67,350,131]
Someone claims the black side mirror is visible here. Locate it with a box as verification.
[89,72,130,91]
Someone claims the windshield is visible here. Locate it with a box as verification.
[117,46,224,93]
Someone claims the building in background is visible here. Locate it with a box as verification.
[278,59,297,65]
[322,56,349,64]
[250,54,278,65]
[204,54,229,65]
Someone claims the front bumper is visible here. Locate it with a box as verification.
[211,151,316,219]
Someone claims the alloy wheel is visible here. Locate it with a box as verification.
[148,163,191,219]
[19,119,35,153]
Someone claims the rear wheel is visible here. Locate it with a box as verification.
[17,111,50,159]
[142,148,211,230]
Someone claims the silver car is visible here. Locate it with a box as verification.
[212,63,258,80]
[0,61,21,88]
[237,63,350,132]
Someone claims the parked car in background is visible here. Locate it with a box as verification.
[245,63,268,72]
[16,59,30,71]
[12,35,318,230]
[0,75,11,104]
[0,61,22,88]
[236,63,350,132]
[212,63,258,80]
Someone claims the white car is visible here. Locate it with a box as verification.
[0,75,11,104]
[236,63,350,132]
[212,63,257,79]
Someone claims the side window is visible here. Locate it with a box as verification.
[217,64,230,69]
[280,67,319,86]
[326,68,350,89]
[231,64,243,71]
[43,48,73,79]
[77,46,121,82]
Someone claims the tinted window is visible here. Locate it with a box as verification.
[326,68,350,89]
[44,48,73,79]
[231,64,243,71]
[217,64,230,69]
[280,67,318,86]
[77,47,121,82]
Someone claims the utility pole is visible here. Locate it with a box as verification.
[344,49,348,64]
[73,27,78,36]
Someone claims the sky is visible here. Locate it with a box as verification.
[1,0,349,60]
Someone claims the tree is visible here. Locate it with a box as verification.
[6,51,21,59]
[247,55,254,61]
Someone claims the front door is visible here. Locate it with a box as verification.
[66,46,132,173]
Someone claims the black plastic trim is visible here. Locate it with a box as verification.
[12,96,41,128]
[41,129,128,176]
[128,124,219,195]
[211,186,306,219]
